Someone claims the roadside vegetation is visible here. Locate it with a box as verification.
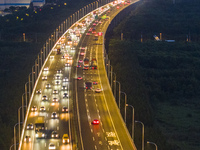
[0,0,95,149]
[106,0,200,150]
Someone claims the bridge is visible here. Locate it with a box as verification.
[15,0,139,150]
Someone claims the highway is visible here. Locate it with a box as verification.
[73,1,138,150]
[19,1,138,150]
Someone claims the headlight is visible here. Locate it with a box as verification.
[42,133,45,137]
[63,139,65,143]
[36,134,38,137]
[51,135,54,137]
[67,139,69,143]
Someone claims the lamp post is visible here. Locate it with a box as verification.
[14,122,22,150]
[147,141,158,150]
[120,91,127,123]
[114,81,121,109]
[126,104,134,141]
[111,71,116,97]
[18,106,26,143]
[9,143,19,150]
[135,120,144,150]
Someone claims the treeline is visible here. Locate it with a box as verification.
[106,0,200,149]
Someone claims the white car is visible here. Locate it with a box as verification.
[46,84,51,89]
[52,98,59,102]
[55,75,61,80]
[62,86,67,90]
[95,88,102,93]
[63,77,69,82]
[53,90,58,94]
[24,135,31,142]
[65,63,70,67]
[44,67,49,71]
[40,106,46,112]
[31,106,37,111]
[63,93,68,98]
[27,123,34,130]
[57,70,62,74]
[51,112,58,119]
[49,143,56,149]
[55,81,60,85]
[42,76,47,80]
[42,95,48,101]
[36,89,41,94]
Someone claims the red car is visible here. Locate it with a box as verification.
[93,81,98,85]
[77,77,82,80]
[92,119,100,125]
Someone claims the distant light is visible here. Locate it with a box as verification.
[26,13,29,16]
[16,16,19,19]
[51,7,53,9]
[35,11,37,13]
[64,3,67,5]
[21,18,23,21]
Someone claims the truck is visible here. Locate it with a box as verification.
[35,116,46,138]
[83,58,89,70]
[91,58,97,69]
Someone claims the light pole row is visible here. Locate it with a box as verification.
[108,64,158,150]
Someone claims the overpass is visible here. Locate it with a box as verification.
[17,0,139,150]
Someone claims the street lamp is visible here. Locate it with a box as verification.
[18,106,26,143]
[135,120,144,150]
[14,122,22,150]
[9,143,19,150]
[120,91,127,123]
[110,71,116,95]
[126,104,134,141]
[147,141,158,150]
[114,80,121,109]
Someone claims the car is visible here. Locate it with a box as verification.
[51,131,59,138]
[63,77,68,82]
[52,98,59,102]
[77,64,81,68]
[55,81,61,85]
[63,93,68,98]
[62,86,68,90]
[44,67,49,71]
[93,81,98,85]
[77,77,82,80]
[55,75,61,80]
[71,46,76,50]
[31,106,37,111]
[78,59,83,63]
[48,143,56,149]
[27,123,34,130]
[57,70,62,74]
[46,84,51,89]
[51,112,58,119]
[61,55,65,59]
[62,134,70,144]
[83,66,89,70]
[42,95,48,101]
[92,119,100,125]
[42,76,47,80]
[53,90,58,94]
[36,89,42,94]
[80,52,85,56]
[65,63,70,67]
[86,33,90,35]
[62,106,68,112]
[95,88,102,93]
[40,106,46,112]
[24,135,31,142]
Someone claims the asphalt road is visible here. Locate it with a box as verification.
[20,1,138,150]
[74,2,138,150]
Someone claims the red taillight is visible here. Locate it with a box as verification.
[92,67,94,69]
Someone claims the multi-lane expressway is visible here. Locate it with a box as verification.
[19,1,138,150]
